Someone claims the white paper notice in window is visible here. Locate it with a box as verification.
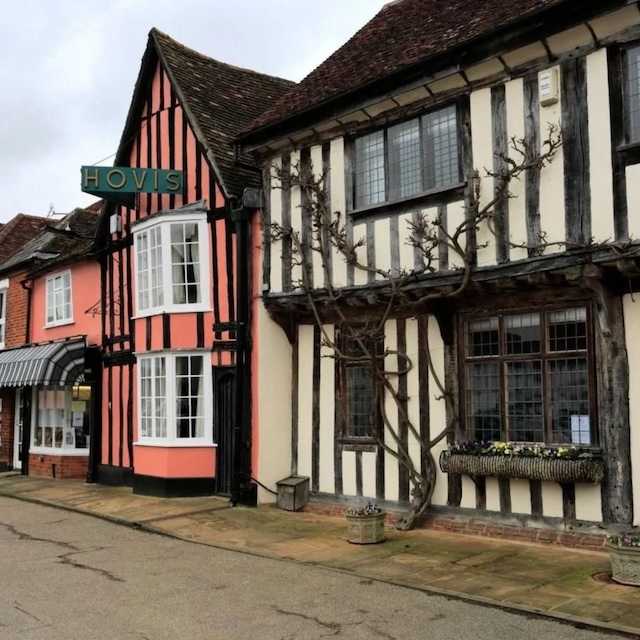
[570,415,590,445]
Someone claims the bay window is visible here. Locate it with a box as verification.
[463,307,595,446]
[138,351,213,445]
[134,214,209,315]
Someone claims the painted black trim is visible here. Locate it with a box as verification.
[119,364,124,467]
[210,179,222,338]
[311,325,321,494]
[146,317,152,351]
[162,314,171,349]
[196,312,205,348]
[156,109,162,212]
[96,464,134,487]
[133,474,216,498]
[182,109,189,200]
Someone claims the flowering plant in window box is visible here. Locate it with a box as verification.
[344,501,386,544]
[606,530,640,586]
[439,441,604,483]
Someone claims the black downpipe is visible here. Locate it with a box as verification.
[85,347,102,483]
[230,202,253,506]
[19,279,33,474]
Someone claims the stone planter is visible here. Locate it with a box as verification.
[345,511,386,544]
[439,451,604,483]
[607,543,640,586]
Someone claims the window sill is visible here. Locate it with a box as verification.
[45,319,74,329]
[133,441,217,448]
[350,182,465,220]
[339,438,377,452]
[617,141,640,165]
[30,447,89,457]
[133,305,212,319]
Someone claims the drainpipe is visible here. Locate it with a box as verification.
[230,190,257,506]
[20,279,33,344]
[19,278,34,475]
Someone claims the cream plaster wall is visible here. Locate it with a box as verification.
[319,325,336,494]
[587,49,615,244]
[538,66,565,251]
[270,158,283,293]
[624,294,640,525]
[255,303,292,504]
[470,87,496,268]
[311,144,325,289]
[330,138,348,288]
[297,324,314,481]
[505,78,528,261]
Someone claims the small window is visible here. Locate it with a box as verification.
[138,351,212,444]
[627,44,640,143]
[354,104,460,209]
[339,332,382,441]
[46,271,72,326]
[463,307,594,445]
[133,214,209,316]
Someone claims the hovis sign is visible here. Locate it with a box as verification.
[81,166,184,205]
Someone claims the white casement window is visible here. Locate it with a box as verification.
[46,271,73,326]
[31,385,91,453]
[133,213,209,316]
[137,351,213,445]
[0,278,8,349]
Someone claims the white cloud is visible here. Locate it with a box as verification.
[1,0,387,220]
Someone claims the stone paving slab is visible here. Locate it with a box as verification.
[2,473,640,637]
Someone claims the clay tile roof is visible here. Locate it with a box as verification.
[0,207,101,276]
[0,214,51,263]
[151,29,296,197]
[240,0,569,137]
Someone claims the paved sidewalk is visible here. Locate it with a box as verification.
[1,473,639,637]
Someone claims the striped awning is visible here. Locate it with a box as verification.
[0,338,87,388]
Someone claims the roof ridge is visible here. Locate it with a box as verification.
[150,28,295,86]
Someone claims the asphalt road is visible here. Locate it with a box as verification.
[0,497,627,640]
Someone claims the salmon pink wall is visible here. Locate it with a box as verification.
[31,258,101,345]
[134,445,216,478]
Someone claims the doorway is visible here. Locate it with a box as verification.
[13,389,23,470]
[213,368,235,496]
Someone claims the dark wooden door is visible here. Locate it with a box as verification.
[213,368,235,496]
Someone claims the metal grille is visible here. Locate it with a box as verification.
[628,45,640,143]
[505,313,541,355]
[388,119,421,200]
[467,361,500,441]
[346,365,375,438]
[355,131,386,207]
[505,360,543,442]
[548,357,590,445]
[422,105,459,189]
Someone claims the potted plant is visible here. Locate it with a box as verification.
[607,531,640,586]
[439,441,604,484]
[345,502,386,544]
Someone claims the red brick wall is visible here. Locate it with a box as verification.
[28,454,88,480]
[0,390,15,467]
[5,269,29,348]
[304,502,607,552]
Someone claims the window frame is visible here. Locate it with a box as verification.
[337,329,383,446]
[459,303,598,447]
[135,350,214,447]
[624,42,640,146]
[350,102,463,213]
[133,212,210,317]
[45,270,73,327]
[30,385,91,455]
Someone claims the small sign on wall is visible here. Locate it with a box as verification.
[538,68,559,107]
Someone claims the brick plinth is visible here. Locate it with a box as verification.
[28,454,88,480]
[303,502,607,552]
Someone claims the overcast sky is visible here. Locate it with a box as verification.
[0,0,388,222]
